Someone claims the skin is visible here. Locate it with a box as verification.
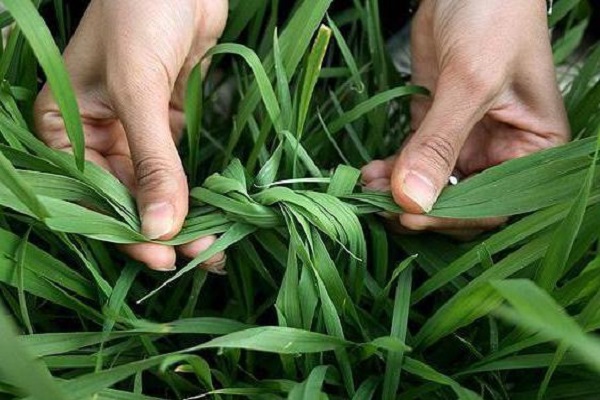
[34,0,229,272]
[362,0,570,237]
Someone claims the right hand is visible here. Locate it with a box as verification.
[362,0,568,239]
[34,0,229,272]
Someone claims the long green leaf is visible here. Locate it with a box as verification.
[0,300,67,400]
[3,0,84,170]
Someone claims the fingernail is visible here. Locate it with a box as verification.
[402,171,437,213]
[142,202,175,240]
[206,265,228,275]
[155,265,176,272]
[205,258,227,275]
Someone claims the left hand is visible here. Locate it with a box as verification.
[362,0,570,238]
[34,0,229,271]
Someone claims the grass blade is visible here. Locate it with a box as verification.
[382,266,412,400]
[3,0,85,170]
[296,25,332,137]
[15,227,33,335]
[536,131,599,290]
[0,300,68,400]
[0,149,48,219]
[185,62,203,185]
[492,279,600,373]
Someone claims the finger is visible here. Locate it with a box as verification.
[436,230,486,242]
[107,61,189,242]
[361,159,395,184]
[385,217,485,240]
[392,76,497,214]
[364,178,391,192]
[177,235,216,259]
[399,214,507,232]
[119,243,176,272]
[169,108,187,145]
[360,177,397,220]
[177,235,226,274]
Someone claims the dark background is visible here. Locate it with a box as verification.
[52,1,600,38]
[42,1,600,54]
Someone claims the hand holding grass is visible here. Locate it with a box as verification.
[363,0,570,237]
[34,0,228,271]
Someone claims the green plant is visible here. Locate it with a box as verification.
[0,0,600,399]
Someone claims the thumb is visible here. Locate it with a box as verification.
[109,68,188,241]
[392,82,491,213]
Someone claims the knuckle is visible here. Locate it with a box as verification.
[33,87,50,114]
[545,125,570,146]
[107,75,146,106]
[106,60,170,107]
[462,64,496,97]
[417,135,457,172]
[34,88,60,129]
[106,76,133,106]
[134,155,183,191]
[34,111,65,144]
[442,57,504,102]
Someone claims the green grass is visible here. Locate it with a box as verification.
[0,0,600,399]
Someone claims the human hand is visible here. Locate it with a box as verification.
[362,0,569,238]
[34,0,228,271]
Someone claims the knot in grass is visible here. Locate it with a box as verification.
[138,162,404,302]
[189,160,402,235]
[190,186,283,229]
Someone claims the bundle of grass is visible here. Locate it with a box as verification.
[1,0,600,399]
